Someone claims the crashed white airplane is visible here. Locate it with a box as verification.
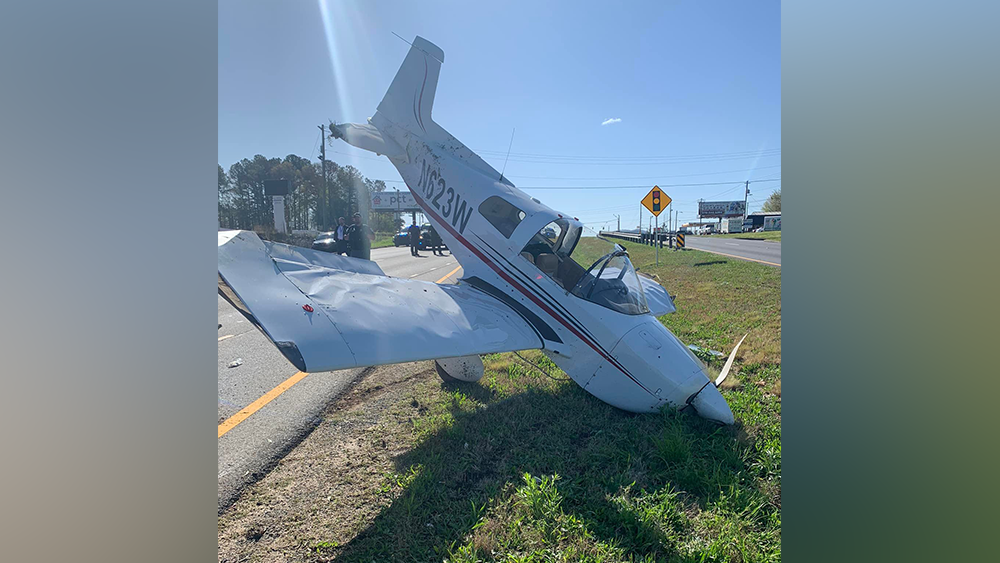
[218,36,744,424]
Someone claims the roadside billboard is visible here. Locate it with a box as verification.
[370,190,421,212]
[764,216,781,231]
[698,200,746,218]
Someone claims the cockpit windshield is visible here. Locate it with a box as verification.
[519,224,648,315]
[570,247,649,315]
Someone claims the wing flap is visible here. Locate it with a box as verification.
[218,231,542,373]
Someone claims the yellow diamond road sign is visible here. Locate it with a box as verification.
[641,185,670,217]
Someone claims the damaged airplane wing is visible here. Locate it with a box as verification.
[217,230,542,373]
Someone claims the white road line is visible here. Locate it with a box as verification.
[218,334,234,342]
[725,242,739,246]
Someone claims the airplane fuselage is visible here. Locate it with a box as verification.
[376,120,733,423]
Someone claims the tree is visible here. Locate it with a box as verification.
[762,189,781,212]
[369,211,400,233]
[218,154,393,232]
[218,164,236,229]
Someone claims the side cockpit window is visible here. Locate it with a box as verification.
[479,196,525,238]
[520,219,589,291]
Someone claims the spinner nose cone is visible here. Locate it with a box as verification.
[691,384,735,425]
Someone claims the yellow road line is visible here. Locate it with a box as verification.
[218,334,234,342]
[689,248,780,267]
[435,265,462,284]
[218,371,309,438]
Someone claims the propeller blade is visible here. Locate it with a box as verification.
[714,332,749,387]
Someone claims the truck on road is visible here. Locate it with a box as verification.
[720,217,743,234]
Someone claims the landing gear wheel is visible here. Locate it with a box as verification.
[434,356,485,383]
[435,361,461,383]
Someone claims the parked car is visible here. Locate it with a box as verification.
[311,231,338,252]
[392,225,450,250]
[419,224,448,251]
[392,230,411,247]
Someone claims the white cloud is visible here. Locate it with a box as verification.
[601,117,622,126]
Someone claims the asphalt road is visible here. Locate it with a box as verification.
[218,244,462,512]
[685,236,781,266]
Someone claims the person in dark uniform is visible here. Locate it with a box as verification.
[407,219,422,257]
[427,224,445,256]
[346,212,375,260]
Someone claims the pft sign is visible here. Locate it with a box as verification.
[370,191,421,212]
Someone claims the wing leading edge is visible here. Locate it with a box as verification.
[218,231,542,373]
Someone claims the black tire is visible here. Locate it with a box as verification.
[434,360,462,383]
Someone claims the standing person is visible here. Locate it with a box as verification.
[407,219,422,257]
[427,224,445,256]
[346,212,375,260]
[333,216,348,255]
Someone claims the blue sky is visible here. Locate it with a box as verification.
[219,0,780,230]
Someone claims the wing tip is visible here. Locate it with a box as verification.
[275,341,308,373]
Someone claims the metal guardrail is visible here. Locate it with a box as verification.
[599,231,675,249]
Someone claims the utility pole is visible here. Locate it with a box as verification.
[744,180,750,223]
[615,214,620,231]
[318,124,328,229]
[697,198,703,232]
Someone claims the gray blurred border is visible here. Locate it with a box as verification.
[784,0,998,561]
[0,2,217,561]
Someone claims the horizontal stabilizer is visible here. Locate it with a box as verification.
[329,122,405,158]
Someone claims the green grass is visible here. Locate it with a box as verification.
[701,231,781,242]
[371,232,397,249]
[306,240,781,562]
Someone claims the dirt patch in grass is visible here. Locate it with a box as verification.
[218,361,445,563]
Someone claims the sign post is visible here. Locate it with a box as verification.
[264,179,291,234]
[272,195,286,234]
[641,185,670,266]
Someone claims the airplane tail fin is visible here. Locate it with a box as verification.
[375,36,444,136]
[360,36,511,186]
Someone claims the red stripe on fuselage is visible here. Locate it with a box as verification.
[407,185,655,398]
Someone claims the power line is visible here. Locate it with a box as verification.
[308,129,322,160]
[476,154,781,166]
[474,147,781,160]
[701,183,745,200]
[516,179,780,190]
[330,168,782,191]
[349,177,782,191]
[329,148,780,166]
[501,163,782,181]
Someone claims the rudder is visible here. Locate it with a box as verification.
[376,36,444,135]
